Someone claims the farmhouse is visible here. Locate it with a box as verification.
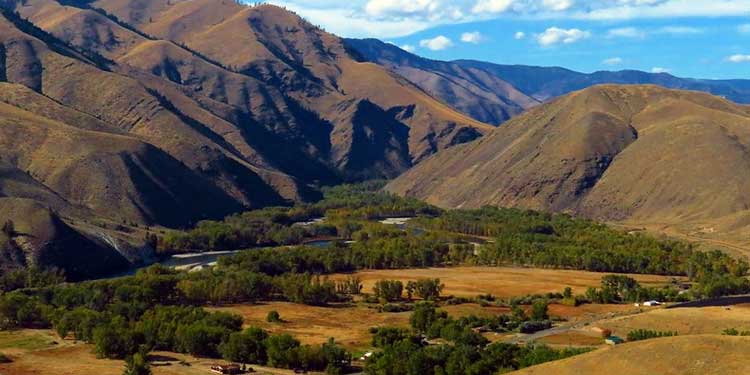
[211,364,242,374]
[643,301,662,307]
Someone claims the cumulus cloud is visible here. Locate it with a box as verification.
[401,44,416,52]
[542,0,574,11]
[461,31,484,43]
[727,54,750,63]
[603,57,623,65]
[364,0,439,17]
[471,0,515,14]
[419,35,454,50]
[651,67,671,73]
[607,27,646,38]
[514,31,526,39]
[537,27,591,46]
[266,0,750,38]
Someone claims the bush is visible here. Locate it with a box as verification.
[0,352,11,363]
[267,311,282,323]
[519,321,552,334]
[123,352,151,375]
[626,329,677,342]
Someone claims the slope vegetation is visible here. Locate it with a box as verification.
[387,85,750,243]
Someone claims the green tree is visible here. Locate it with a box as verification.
[266,310,282,323]
[530,300,549,321]
[265,334,301,368]
[219,327,269,364]
[123,352,151,375]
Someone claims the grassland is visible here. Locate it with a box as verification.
[515,335,750,375]
[329,266,681,298]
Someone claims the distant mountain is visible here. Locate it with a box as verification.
[345,38,540,125]
[0,0,492,277]
[345,38,750,124]
[387,85,750,239]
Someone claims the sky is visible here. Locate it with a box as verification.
[259,0,750,79]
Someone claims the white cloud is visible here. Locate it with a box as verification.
[739,24,750,33]
[471,0,515,13]
[607,27,645,38]
[419,35,454,50]
[542,0,574,11]
[651,67,671,73]
[461,31,484,43]
[602,57,623,65]
[727,54,750,63]
[657,26,703,34]
[364,0,439,17]
[265,0,750,38]
[514,31,526,39]
[401,44,416,52]
[536,27,591,46]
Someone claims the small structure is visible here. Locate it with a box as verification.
[643,300,662,307]
[359,351,373,361]
[605,336,625,346]
[211,364,242,374]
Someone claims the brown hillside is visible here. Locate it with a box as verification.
[387,85,750,241]
[515,335,750,375]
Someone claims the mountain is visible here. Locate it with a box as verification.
[344,38,540,125]
[0,0,492,277]
[345,39,750,124]
[387,85,750,241]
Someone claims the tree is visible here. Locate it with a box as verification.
[220,327,269,364]
[123,353,151,375]
[265,334,301,368]
[1,220,14,236]
[414,279,444,300]
[410,303,446,334]
[563,287,573,299]
[530,300,549,321]
[373,280,403,302]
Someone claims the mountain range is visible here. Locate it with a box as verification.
[1,0,750,277]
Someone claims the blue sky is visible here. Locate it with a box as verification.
[261,0,750,79]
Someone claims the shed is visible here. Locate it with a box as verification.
[605,336,625,345]
[211,364,242,374]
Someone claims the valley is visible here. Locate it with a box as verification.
[1,0,750,374]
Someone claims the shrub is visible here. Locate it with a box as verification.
[626,329,677,342]
[519,321,552,334]
[267,310,282,323]
[0,352,11,363]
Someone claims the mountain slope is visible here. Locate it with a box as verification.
[387,85,750,236]
[454,60,750,104]
[345,39,750,125]
[345,38,540,125]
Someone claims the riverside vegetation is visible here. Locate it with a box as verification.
[1,182,748,374]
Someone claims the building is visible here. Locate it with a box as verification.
[211,364,242,374]
[643,300,662,307]
[605,336,625,345]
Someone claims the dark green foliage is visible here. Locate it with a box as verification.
[413,278,444,301]
[372,327,413,348]
[265,334,301,368]
[722,328,750,336]
[219,327,269,364]
[626,329,678,342]
[123,352,151,375]
[530,300,549,321]
[0,352,11,363]
[410,303,447,334]
[519,321,553,334]
[266,310,282,323]
[373,280,403,302]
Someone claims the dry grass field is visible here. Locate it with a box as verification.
[596,304,750,337]
[515,335,750,375]
[330,266,680,298]
[0,343,321,375]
